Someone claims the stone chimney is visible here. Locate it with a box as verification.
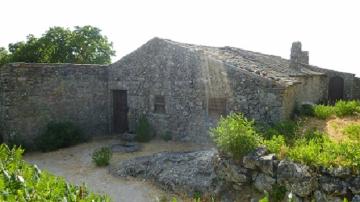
[290,41,309,65]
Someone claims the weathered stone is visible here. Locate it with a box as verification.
[319,176,347,196]
[327,167,352,178]
[253,173,276,192]
[257,154,277,176]
[284,192,303,202]
[349,177,360,194]
[111,150,218,195]
[277,160,317,197]
[213,154,249,186]
[243,147,267,169]
[111,142,140,153]
[314,190,327,202]
[352,195,360,202]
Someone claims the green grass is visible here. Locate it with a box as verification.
[343,123,360,141]
[0,144,110,201]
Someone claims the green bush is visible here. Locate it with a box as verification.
[334,100,360,117]
[210,113,262,159]
[135,116,154,142]
[0,144,109,201]
[160,131,172,141]
[263,135,286,155]
[297,104,314,117]
[36,121,86,152]
[265,121,298,144]
[92,147,112,166]
[314,104,335,119]
[269,184,287,202]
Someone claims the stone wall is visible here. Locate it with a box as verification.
[304,63,356,100]
[353,77,360,100]
[109,38,286,143]
[0,63,109,147]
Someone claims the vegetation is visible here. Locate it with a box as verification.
[313,100,360,119]
[36,121,86,152]
[92,147,112,166]
[0,144,109,201]
[135,116,154,142]
[212,100,360,170]
[160,131,172,141]
[210,113,262,159]
[1,25,115,65]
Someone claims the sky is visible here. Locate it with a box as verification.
[1,0,359,76]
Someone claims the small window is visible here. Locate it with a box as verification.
[154,95,165,113]
[208,98,227,116]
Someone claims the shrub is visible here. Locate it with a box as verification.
[92,147,112,166]
[314,104,334,119]
[343,124,360,141]
[265,121,298,144]
[297,104,314,117]
[160,131,172,141]
[334,100,360,117]
[135,116,154,142]
[269,184,287,202]
[0,144,109,201]
[210,113,262,159]
[263,135,287,157]
[36,121,86,152]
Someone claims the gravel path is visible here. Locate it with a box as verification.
[24,137,210,202]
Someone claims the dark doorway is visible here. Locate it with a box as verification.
[113,90,128,133]
[328,76,344,103]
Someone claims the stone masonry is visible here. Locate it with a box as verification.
[0,38,359,145]
[0,63,109,147]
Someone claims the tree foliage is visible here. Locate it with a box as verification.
[0,47,9,66]
[4,25,115,65]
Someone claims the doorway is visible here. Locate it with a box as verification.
[112,90,129,133]
[328,76,344,104]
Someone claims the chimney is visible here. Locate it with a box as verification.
[290,41,309,65]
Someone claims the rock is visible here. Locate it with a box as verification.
[214,154,249,186]
[243,147,267,169]
[277,160,317,197]
[110,150,218,195]
[349,177,360,194]
[257,154,277,176]
[327,167,352,178]
[284,192,303,202]
[314,190,327,202]
[352,195,360,202]
[111,142,140,153]
[253,173,276,192]
[319,176,347,196]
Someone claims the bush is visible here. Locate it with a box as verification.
[334,100,360,117]
[210,113,262,159]
[0,144,109,201]
[92,147,112,166]
[265,121,298,144]
[135,116,154,142]
[36,121,86,152]
[160,131,172,141]
[297,104,314,117]
[314,104,335,119]
[263,135,287,157]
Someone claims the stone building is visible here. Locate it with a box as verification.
[0,38,359,145]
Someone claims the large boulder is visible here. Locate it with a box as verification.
[319,176,347,196]
[110,149,219,196]
[277,160,318,197]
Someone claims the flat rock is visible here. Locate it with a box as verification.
[110,149,218,196]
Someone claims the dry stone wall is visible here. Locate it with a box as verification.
[0,63,109,147]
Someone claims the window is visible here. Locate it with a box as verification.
[208,98,227,116]
[154,95,165,113]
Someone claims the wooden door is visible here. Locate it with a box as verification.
[328,76,344,104]
[113,90,128,133]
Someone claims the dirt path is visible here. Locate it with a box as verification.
[24,137,211,202]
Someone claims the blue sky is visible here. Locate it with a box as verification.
[1,0,359,76]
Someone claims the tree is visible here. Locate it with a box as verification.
[6,25,115,64]
[0,47,9,66]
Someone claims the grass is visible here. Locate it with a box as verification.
[313,100,360,119]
